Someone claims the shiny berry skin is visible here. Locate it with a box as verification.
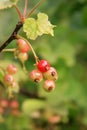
[43,67,58,81]
[29,70,43,83]
[17,39,30,53]
[7,64,18,75]
[10,100,19,109]
[18,52,28,63]
[43,80,55,92]
[37,60,50,73]
[3,74,14,85]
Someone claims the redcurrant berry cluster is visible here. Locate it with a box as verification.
[29,60,58,92]
[0,99,8,115]
[2,38,58,94]
[3,64,19,97]
[0,98,20,117]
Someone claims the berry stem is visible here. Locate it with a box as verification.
[26,0,45,18]
[2,48,16,52]
[23,0,28,18]
[13,5,24,23]
[16,35,39,64]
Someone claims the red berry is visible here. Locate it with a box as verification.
[37,60,50,72]
[10,100,19,109]
[7,64,18,75]
[29,70,43,83]
[43,67,58,81]
[18,52,28,63]
[0,99,8,108]
[43,80,55,92]
[3,74,14,85]
[17,39,30,53]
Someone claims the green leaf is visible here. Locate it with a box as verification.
[37,13,55,36]
[0,0,18,10]
[23,12,55,40]
[23,18,38,40]
[22,99,45,115]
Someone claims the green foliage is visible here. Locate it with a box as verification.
[23,13,55,40]
[22,99,45,115]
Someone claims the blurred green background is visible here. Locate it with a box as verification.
[0,0,87,130]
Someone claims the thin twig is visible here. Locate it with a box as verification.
[26,0,45,18]
[20,88,46,100]
[13,5,23,22]
[0,22,23,52]
[23,0,28,18]
[2,48,16,52]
